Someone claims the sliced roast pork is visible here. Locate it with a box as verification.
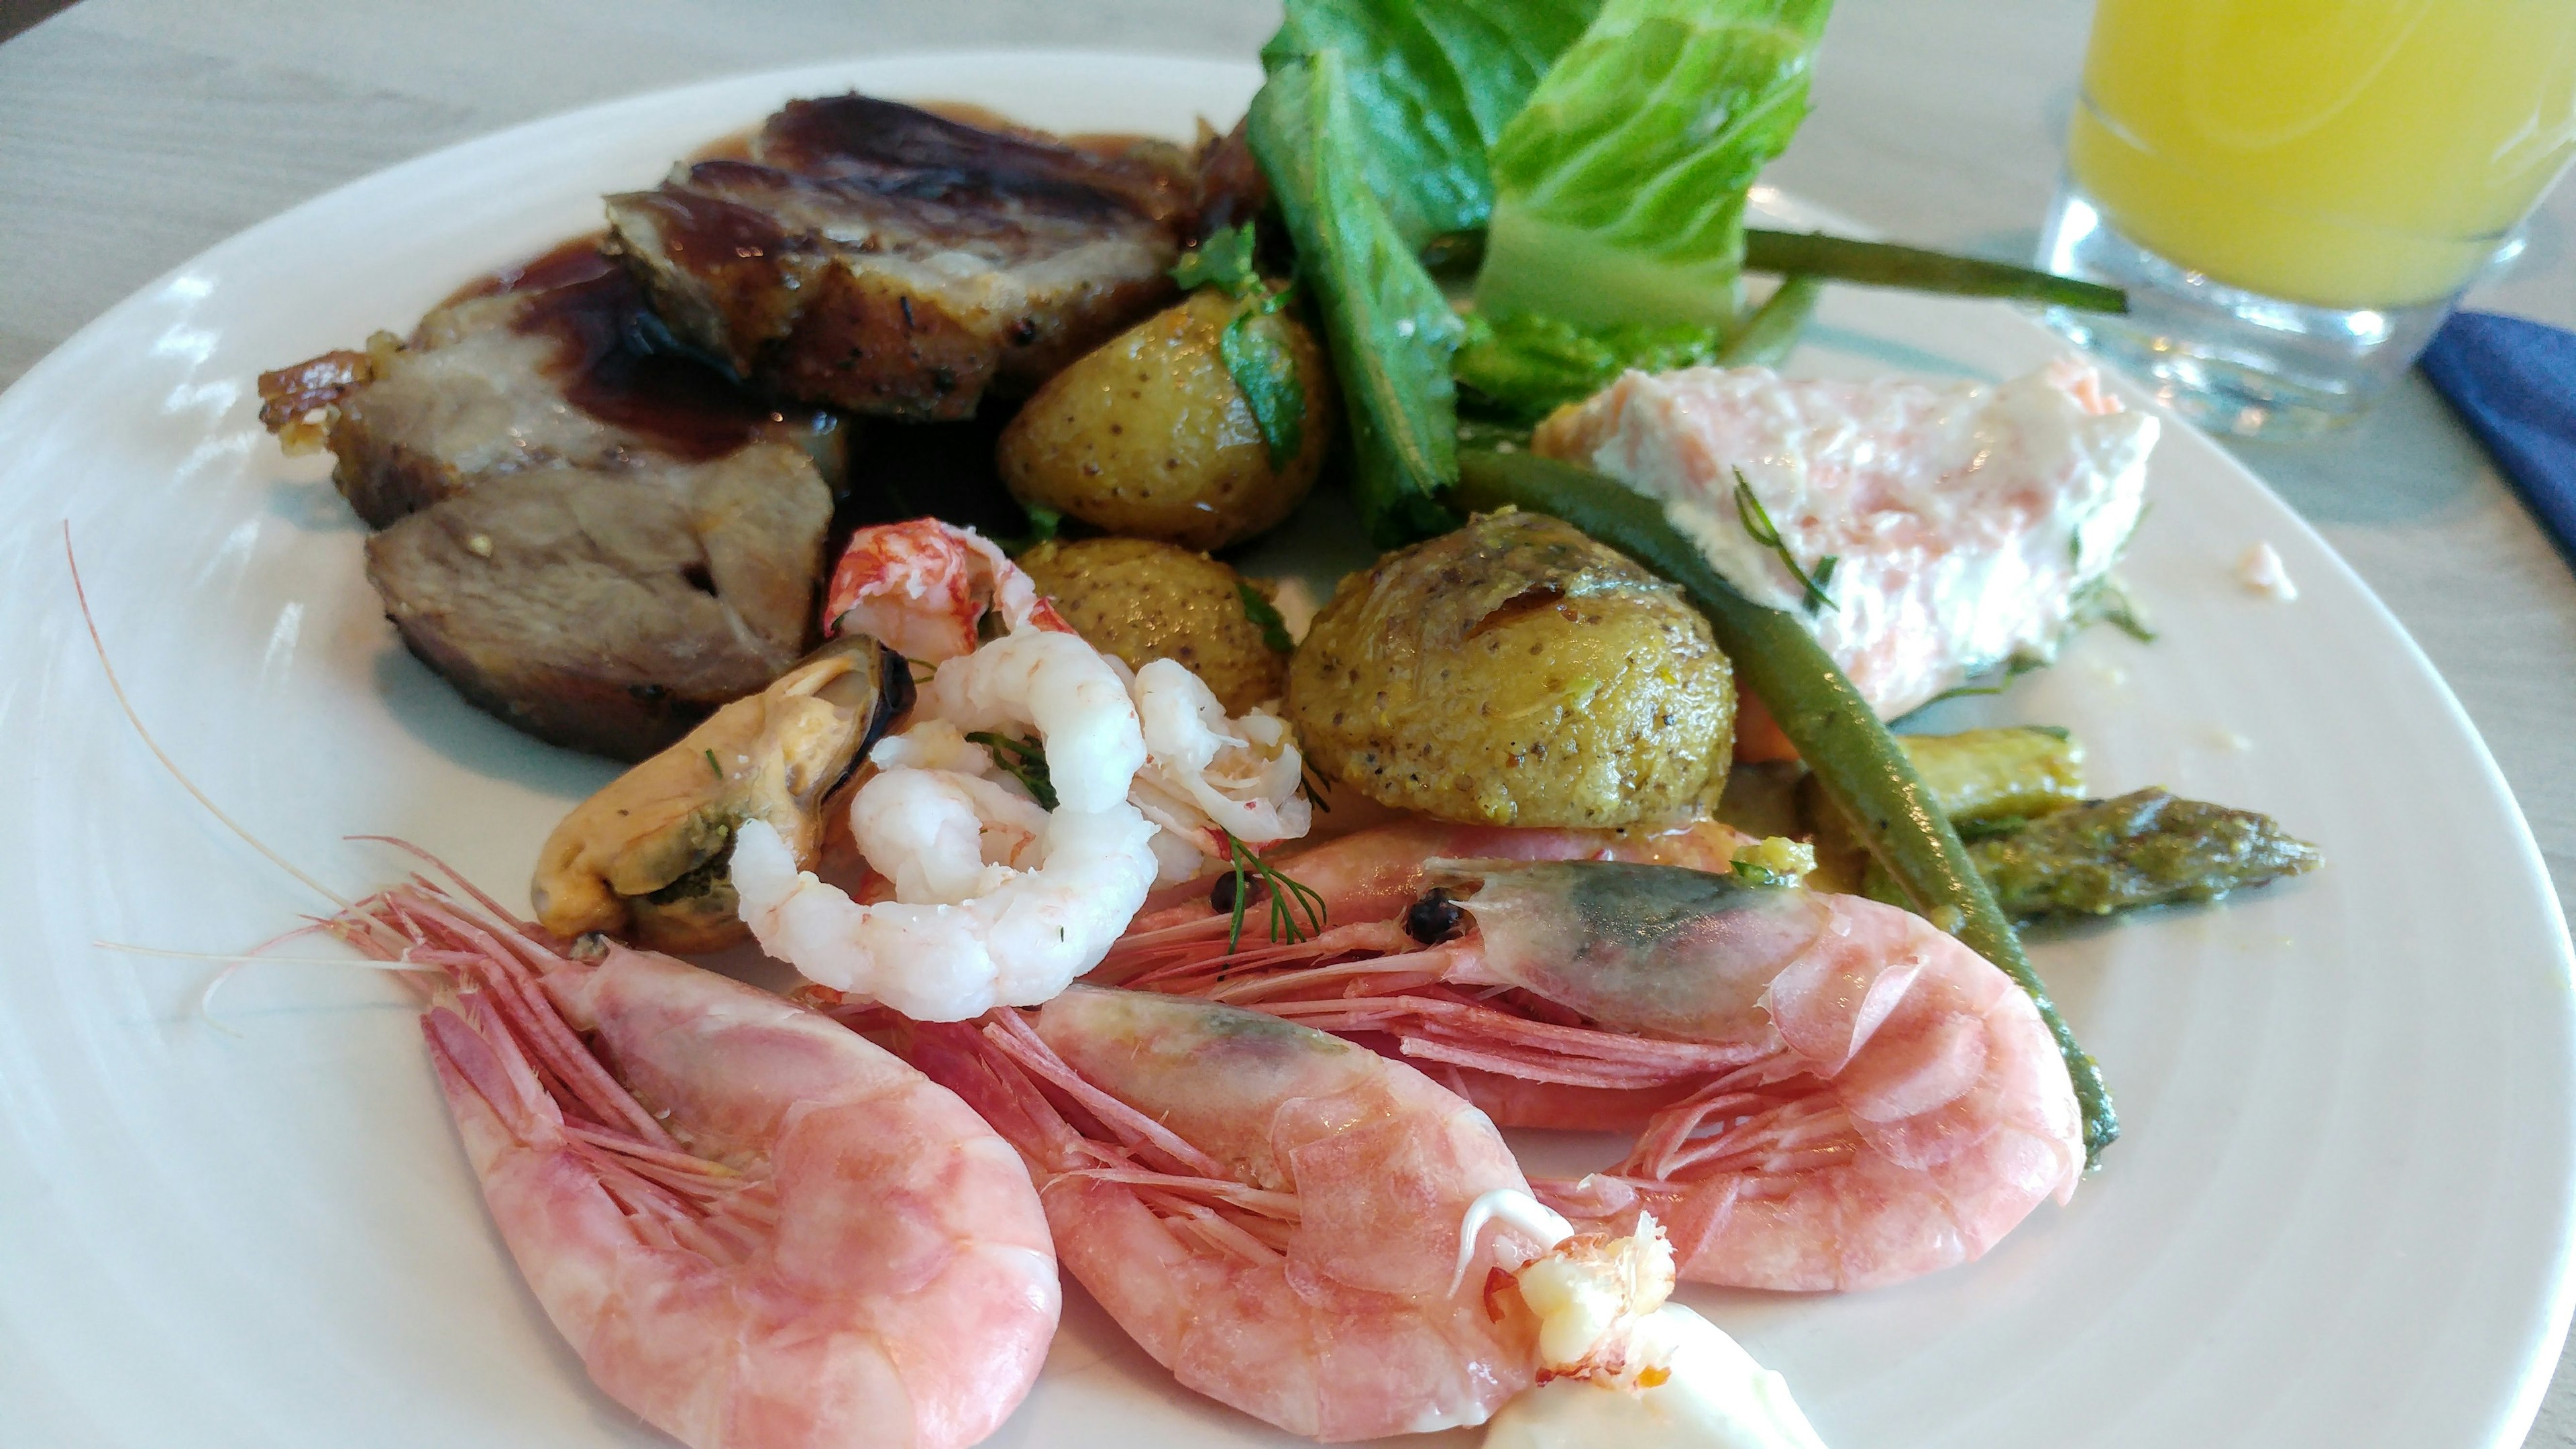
[604,94,1195,421]
[364,449,828,760]
[258,241,840,759]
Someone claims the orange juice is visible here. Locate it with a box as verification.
[2068,0,2576,309]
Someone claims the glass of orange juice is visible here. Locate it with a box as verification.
[2039,0,2576,437]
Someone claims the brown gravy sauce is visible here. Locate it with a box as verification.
[443,234,794,462]
[426,98,1177,460]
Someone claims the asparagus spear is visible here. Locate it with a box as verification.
[1969,788,2321,922]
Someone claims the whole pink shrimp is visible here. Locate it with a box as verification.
[822,517,1070,660]
[1104,812,1755,974]
[1121,855,2084,1293]
[333,871,1061,1449]
[871,985,1591,1442]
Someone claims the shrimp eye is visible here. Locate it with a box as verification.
[1210,872,1250,914]
[1404,888,1466,945]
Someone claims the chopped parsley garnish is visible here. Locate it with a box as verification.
[1173,224,1305,471]
[1238,582,1295,653]
[968,731,1057,810]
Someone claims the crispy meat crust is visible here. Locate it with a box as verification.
[605,95,1195,421]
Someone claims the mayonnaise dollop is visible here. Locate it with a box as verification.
[1483,1305,1831,1449]
[1458,1191,1832,1449]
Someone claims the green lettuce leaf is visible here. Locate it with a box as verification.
[1454,311,1727,420]
[1263,0,1604,248]
[1248,52,1465,545]
[1479,0,1833,327]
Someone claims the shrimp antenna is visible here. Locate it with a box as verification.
[64,522,347,909]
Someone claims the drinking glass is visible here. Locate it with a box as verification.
[2038,0,2576,437]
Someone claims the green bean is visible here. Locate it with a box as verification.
[1743,229,2128,313]
[1716,275,1824,368]
[1449,449,2118,1165]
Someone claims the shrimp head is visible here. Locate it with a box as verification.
[822,518,1071,663]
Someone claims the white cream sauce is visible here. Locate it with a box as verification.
[1483,1305,1833,1449]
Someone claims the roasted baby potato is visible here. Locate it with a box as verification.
[1288,509,1735,827]
[996,288,1331,551]
[530,632,910,953]
[1018,536,1288,712]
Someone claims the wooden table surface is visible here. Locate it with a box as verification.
[7,1,2574,1443]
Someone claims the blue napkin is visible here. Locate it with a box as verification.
[2420,311,2576,564]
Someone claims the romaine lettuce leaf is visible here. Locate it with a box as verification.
[1479,0,1833,327]
[1454,312,1727,420]
[1263,0,1603,248]
[1248,52,1466,545]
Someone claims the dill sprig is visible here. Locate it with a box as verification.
[968,731,1057,810]
[1220,830,1326,953]
[1917,653,2047,709]
[1732,468,1838,614]
[2074,576,2158,643]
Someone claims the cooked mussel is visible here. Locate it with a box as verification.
[530,631,911,953]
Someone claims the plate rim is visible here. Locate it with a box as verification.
[1,45,2571,1449]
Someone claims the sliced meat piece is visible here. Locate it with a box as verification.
[604,94,1193,422]
[364,443,833,761]
[258,237,849,758]
[256,240,845,527]
[759,94,1193,228]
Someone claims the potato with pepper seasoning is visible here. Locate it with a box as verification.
[1018,536,1291,713]
[1287,509,1735,827]
[996,287,1333,551]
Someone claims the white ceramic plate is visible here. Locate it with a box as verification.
[1,50,2570,1449]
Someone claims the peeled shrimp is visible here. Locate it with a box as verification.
[1126,657,1311,882]
[822,519,1070,661]
[329,873,1059,1449]
[731,614,1163,1020]
[890,986,1572,1441]
[743,517,1318,1012]
[1124,857,2084,1292]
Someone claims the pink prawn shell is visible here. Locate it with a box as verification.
[1558,895,2084,1292]
[912,987,1548,1442]
[427,941,1059,1449]
[822,518,1071,661]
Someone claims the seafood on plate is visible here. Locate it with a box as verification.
[1119,840,2084,1293]
[530,631,912,953]
[327,868,1059,1449]
[729,520,1311,1019]
[1104,812,1757,979]
[867,985,1680,1441]
[1534,358,2157,720]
